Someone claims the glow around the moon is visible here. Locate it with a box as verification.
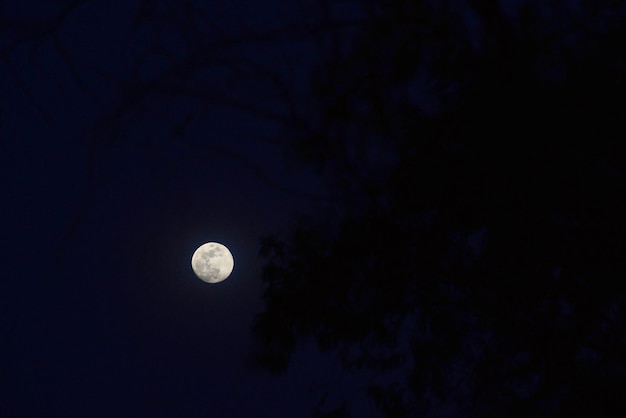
[191,242,234,283]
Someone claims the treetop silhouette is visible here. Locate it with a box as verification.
[253,1,626,416]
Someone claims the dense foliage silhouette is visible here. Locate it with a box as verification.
[253,1,626,416]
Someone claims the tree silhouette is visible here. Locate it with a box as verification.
[253,1,626,416]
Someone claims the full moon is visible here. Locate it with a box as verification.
[191,242,234,283]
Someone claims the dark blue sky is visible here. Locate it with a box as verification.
[1,1,355,416]
[5,1,625,417]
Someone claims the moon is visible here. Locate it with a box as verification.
[191,242,234,283]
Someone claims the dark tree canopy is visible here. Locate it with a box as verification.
[253,1,626,416]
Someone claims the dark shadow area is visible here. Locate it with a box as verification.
[252,1,626,416]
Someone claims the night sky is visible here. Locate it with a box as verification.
[2,1,336,416]
[3,1,626,417]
